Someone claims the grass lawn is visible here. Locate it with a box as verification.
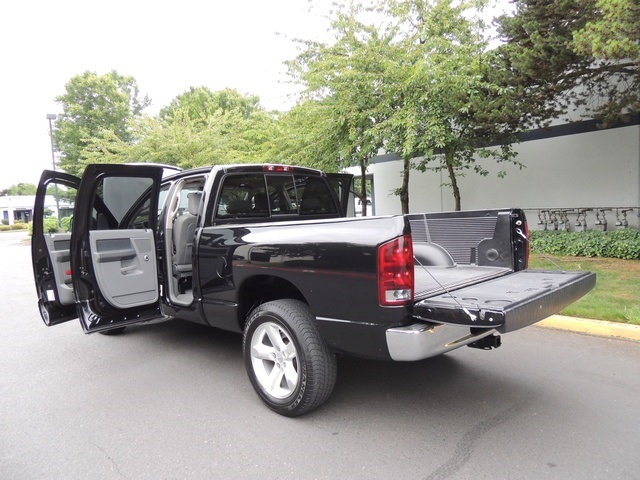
[529,254,640,325]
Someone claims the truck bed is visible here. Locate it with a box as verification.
[414,265,512,299]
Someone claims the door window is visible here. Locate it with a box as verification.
[39,180,78,306]
[89,176,154,230]
[31,170,81,327]
[41,181,77,233]
[294,176,338,215]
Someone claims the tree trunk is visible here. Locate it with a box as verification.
[358,160,368,216]
[400,156,410,214]
[445,152,461,211]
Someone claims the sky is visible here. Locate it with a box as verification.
[0,0,336,189]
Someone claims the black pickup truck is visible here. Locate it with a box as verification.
[32,163,595,416]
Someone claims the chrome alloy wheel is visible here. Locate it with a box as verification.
[249,321,299,399]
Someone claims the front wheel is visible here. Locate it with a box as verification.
[243,299,337,417]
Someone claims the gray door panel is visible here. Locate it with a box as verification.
[89,230,158,308]
[43,233,74,306]
[31,170,80,326]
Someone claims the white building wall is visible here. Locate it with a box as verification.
[458,125,639,210]
[354,123,640,229]
[0,195,72,225]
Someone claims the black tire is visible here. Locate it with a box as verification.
[243,299,337,417]
[99,327,127,336]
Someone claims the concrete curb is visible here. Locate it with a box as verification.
[537,315,640,342]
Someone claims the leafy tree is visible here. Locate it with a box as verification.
[287,0,524,212]
[0,183,37,196]
[573,0,640,60]
[376,0,525,212]
[494,0,639,128]
[159,87,261,125]
[286,3,392,214]
[52,70,151,176]
[85,89,277,169]
[266,100,347,172]
[45,185,76,205]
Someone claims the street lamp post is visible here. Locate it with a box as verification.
[46,113,60,227]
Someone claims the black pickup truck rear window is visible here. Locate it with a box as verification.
[215,173,337,220]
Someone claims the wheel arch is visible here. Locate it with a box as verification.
[237,274,308,330]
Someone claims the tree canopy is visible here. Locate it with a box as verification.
[380,0,523,212]
[84,87,278,170]
[573,0,640,61]
[285,3,393,210]
[287,0,523,212]
[158,87,262,125]
[43,0,638,213]
[0,183,37,196]
[53,71,151,176]
[494,0,639,128]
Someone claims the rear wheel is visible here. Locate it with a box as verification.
[243,299,337,417]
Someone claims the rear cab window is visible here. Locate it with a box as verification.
[213,172,338,223]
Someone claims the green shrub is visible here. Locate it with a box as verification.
[26,219,65,236]
[43,217,60,234]
[0,222,28,231]
[60,216,73,232]
[1,219,8,225]
[529,229,640,260]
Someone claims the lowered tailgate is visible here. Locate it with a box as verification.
[412,270,596,333]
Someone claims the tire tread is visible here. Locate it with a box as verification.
[243,299,337,416]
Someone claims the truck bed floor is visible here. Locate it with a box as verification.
[414,265,512,298]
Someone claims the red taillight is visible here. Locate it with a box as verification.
[378,235,414,306]
[263,165,294,172]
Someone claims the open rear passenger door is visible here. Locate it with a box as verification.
[71,164,165,333]
[326,173,354,217]
[32,170,80,326]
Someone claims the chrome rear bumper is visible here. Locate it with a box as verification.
[386,322,497,361]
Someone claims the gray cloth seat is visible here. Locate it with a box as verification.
[172,191,201,278]
[252,192,269,215]
[226,200,252,215]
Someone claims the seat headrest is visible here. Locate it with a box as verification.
[300,198,323,213]
[187,191,202,216]
[226,199,252,215]
[253,193,268,210]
